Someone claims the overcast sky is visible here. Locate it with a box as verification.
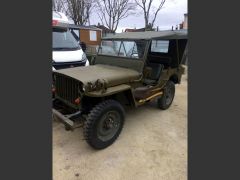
[90,0,188,33]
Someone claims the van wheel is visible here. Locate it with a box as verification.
[158,81,175,110]
[83,100,125,149]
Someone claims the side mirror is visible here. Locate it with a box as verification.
[80,42,87,52]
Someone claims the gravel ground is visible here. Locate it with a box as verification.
[53,71,187,180]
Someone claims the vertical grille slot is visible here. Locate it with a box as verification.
[54,74,80,105]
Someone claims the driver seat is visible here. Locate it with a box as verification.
[144,63,164,85]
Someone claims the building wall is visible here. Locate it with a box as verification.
[79,29,101,46]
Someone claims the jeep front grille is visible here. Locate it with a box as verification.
[54,74,81,104]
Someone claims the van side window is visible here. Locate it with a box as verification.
[151,40,169,53]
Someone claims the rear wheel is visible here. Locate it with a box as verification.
[158,81,175,110]
[83,99,125,149]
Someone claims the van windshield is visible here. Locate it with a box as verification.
[52,28,80,51]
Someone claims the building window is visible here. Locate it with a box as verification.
[90,31,97,41]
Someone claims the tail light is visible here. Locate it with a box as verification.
[74,97,80,105]
[52,20,58,26]
[52,87,56,93]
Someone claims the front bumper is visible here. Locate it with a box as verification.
[52,108,74,129]
[52,103,83,131]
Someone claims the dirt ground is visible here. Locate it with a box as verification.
[53,70,187,180]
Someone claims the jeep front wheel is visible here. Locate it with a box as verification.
[157,81,175,110]
[83,99,125,149]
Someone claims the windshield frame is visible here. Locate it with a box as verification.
[97,39,147,60]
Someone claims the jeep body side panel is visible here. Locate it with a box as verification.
[157,69,170,86]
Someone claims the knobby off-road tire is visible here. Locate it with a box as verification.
[83,100,125,149]
[158,81,175,110]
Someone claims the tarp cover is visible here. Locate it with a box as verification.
[102,30,187,40]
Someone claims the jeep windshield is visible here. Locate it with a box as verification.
[98,40,146,59]
[52,28,80,51]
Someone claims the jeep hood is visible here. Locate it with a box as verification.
[54,64,141,87]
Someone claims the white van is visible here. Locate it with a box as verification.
[52,11,89,70]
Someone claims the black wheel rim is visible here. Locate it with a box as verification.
[97,110,121,141]
[165,85,174,105]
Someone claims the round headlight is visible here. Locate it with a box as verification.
[82,53,87,60]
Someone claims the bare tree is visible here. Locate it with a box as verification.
[52,0,65,12]
[65,0,95,25]
[135,0,166,29]
[96,0,136,32]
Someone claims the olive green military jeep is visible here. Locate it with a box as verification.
[52,30,188,149]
